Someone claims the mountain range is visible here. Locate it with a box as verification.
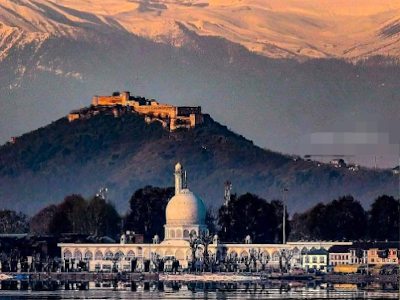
[0,0,399,169]
[2,0,400,60]
[0,107,397,215]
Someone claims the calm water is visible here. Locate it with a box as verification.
[0,281,398,299]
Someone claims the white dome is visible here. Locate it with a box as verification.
[166,189,206,225]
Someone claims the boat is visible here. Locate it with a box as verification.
[159,273,261,282]
[0,274,13,281]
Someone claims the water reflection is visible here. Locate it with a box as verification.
[0,280,398,299]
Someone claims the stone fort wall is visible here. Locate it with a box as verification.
[69,91,203,131]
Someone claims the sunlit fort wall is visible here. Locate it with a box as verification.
[68,91,203,131]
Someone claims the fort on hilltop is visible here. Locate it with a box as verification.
[68,91,203,131]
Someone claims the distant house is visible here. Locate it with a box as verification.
[328,245,351,266]
[330,158,346,168]
[392,166,399,175]
[329,242,399,268]
[348,164,359,172]
[349,247,368,265]
[302,249,328,272]
[367,242,399,265]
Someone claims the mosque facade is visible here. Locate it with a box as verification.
[58,163,351,272]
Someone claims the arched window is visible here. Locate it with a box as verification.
[240,250,249,259]
[272,251,280,261]
[176,229,182,238]
[84,251,93,260]
[230,251,238,259]
[105,251,113,260]
[74,250,83,260]
[115,251,124,261]
[127,250,135,259]
[64,250,72,259]
[95,250,103,260]
[183,229,190,238]
[190,229,197,237]
[170,229,175,238]
[260,251,270,263]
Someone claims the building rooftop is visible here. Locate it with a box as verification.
[349,241,400,250]
[307,249,328,255]
[328,245,351,253]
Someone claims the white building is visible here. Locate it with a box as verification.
[58,163,351,272]
[302,249,328,272]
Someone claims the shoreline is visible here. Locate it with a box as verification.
[1,272,398,284]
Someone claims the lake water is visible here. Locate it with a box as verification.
[0,281,398,299]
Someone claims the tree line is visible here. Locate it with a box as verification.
[290,194,399,241]
[29,194,120,237]
[0,187,398,242]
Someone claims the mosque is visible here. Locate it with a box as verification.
[58,163,350,272]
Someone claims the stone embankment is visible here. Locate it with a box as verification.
[2,272,399,284]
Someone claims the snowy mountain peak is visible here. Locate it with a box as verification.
[1,0,400,60]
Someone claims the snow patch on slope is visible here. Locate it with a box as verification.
[1,0,400,60]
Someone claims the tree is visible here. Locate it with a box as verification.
[45,194,121,238]
[198,231,214,272]
[124,186,174,241]
[30,205,58,235]
[0,210,28,234]
[289,212,311,241]
[368,195,399,241]
[188,233,202,272]
[86,196,120,237]
[57,194,88,233]
[290,203,326,240]
[218,193,279,243]
[48,194,86,234]
[289,195,367,241]
[271,200,290,243]
[205,207,217,234]
[278,249,294,273]
[321,195,367,240]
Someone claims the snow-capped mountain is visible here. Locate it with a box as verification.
[1,0,400,60]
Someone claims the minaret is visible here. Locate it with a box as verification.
[174,162,183,195]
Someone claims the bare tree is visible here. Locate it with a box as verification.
[198,232,214,272]
[279,249,293,273]
[188,233,201,272]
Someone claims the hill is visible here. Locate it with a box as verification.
[0,107,396,215]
